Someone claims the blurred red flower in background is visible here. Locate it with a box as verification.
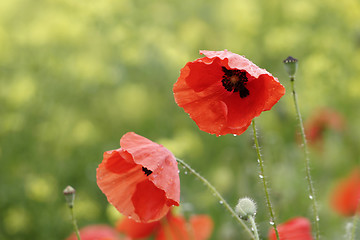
[173,50,285,136]
[331,168,360,216]
[97,132,180,223]
[66,225,122,240]
[268,217,313,240]
[116,211,213,240]
[304,108,345,147]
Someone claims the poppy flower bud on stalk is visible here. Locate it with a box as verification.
[283,56,298,78]
[235,197,257,220]
[63,185,76,208]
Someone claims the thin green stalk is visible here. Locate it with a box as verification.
[248,216,260,240]
[290,76,320,240]
[350,202,360,240]
[176,158,255,240]
[251,120,280,240]
[350,215,359,240]
[69,206,81,240]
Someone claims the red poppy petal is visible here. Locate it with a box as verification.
[104,150,139,174]
[120,132,180,205]
[131,180,172,222]
[66,225,121,240]
[260,74,286,111]
[223,79,266,128]
[268,217,313,240]
[200,50,272,78]
[182,57,225,92]
[97,154,147,222]
[116,217,160,238]
[331,168,360,216]
[190,215,214,240]
[156,215,189,240]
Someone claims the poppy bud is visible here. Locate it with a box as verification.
[283,56,298,77]
[63,185,76,208]
[235,197,257,220]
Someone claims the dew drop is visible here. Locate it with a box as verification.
[177,170,180,173]
[259,175,264,179]
[257,159,260,163]
[269,221,274,226]
[233,134,237,137]
[309,195,313,200]
[219,200,223,204]
[251,227,254,231]
[184,171,188,174]
[316,216,320,221]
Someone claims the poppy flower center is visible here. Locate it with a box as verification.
[142,167,153,176]
[221,66,249,98]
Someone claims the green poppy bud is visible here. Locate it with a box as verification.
[283,56,298,77]
[235,197,257,220]
[63,185,76,208]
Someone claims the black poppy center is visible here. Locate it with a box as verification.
[221,66,249,98]
[142,167,152,176]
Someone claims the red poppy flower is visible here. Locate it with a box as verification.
[173,50,285,136]
[116,211,213,240]
[268,217,313,240]
[65,225,122,240]
[331,168,360,216]
[156,214,213,240]
[96,132,180,223]
[304,108,345,147]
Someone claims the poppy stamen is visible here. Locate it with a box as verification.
[142,167,153,176]
[221,66,249,98]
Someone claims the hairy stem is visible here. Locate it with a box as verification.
[176,158,255,240]
[350,203,360,240]
[248,216,260,240]
[251,120,280,240]
[69,206,81,240]
[290,76,320,239]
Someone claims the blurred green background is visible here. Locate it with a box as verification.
[1,0,360,239]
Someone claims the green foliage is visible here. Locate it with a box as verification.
[0,0,360,239]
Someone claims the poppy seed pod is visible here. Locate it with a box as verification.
[283,56,298,77]
[63,185,76,208]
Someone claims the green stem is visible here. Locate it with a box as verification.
[251,119,280,240]
[290,76,320,240]
[248,216,260,240]
[69,206,81,240]
[176,158,255,240]
[350,202,360,240]
[350,216,358,240]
